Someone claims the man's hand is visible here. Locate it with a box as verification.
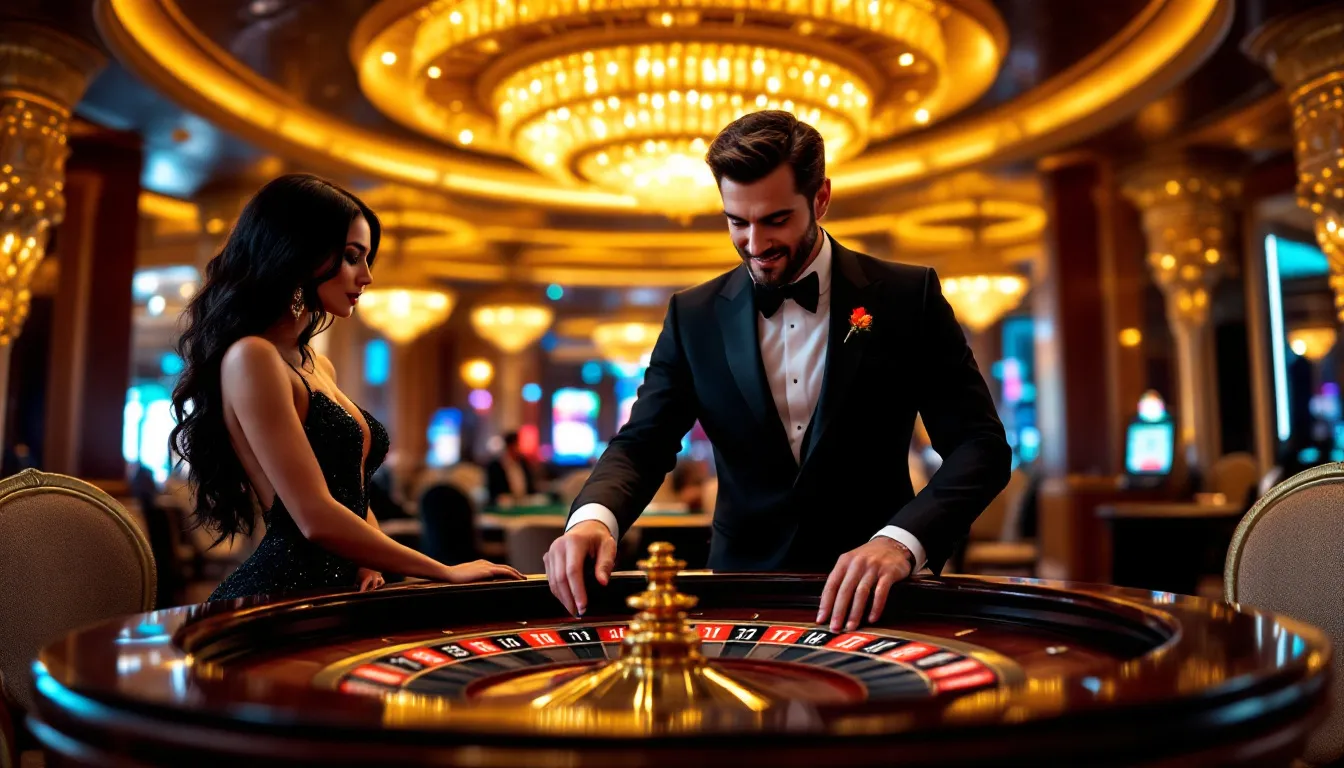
[817,537,914,632]
[543,520,617,617]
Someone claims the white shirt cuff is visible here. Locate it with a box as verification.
[873,526,927,572]
[567,503,619,541]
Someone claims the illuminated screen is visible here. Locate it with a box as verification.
[616,395,636,431]
[1125,421,1174,475]
[425,408,462,468]
[552,388,600,465]
[123,383,176,483]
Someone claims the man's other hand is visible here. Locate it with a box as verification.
[817,537,914,632]
[543,520,617,617]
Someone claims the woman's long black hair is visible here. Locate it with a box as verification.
[169,174,380,544]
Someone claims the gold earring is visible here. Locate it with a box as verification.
[290,287,305,319]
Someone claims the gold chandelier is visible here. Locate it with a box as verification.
[460,358,495,388]
[355,0,1006,218]
[358,288,456,344]
[470,297,554,353]
[1289,326,1337,362]
[1246,7,1344,319]
[941,274,1027,334]
[592,321,662,366]
[0,25,103,345]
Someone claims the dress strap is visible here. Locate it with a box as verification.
[284,360,314,395]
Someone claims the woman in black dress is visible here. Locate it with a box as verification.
[169,174,522,601]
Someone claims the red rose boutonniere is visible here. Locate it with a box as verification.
[845,306,872,343]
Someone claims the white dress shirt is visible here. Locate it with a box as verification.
[568,232,927,570]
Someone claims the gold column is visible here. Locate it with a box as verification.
[193,188,246,271]
[495,352,525,432]
[1122,159,1239,476]
[1247,7,1344,318]
[0,24,104,444]
[390,333,439,491]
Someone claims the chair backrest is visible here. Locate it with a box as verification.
[418,483,478,564]
[442,462,485,490]
[554,469,592,505]
[968,469,1028,542]
[1207,451,1259,507]
[1225,462,1344,765]
[0,470,156,714]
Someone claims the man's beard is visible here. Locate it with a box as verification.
[739,215,819,288]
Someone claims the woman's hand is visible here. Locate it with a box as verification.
[443,560,525,584]
[356,568,385,592]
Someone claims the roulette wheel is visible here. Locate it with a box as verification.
[28,543,1329,766]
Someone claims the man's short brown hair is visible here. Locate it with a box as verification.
[705,110,826,201]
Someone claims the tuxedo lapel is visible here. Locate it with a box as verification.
[716,266,783,441]
[800,243,879,472]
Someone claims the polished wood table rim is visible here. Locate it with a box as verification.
[25,574,1330,768]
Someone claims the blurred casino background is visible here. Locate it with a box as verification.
[0,0,1340,604]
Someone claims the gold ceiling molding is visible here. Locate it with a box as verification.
[138,190,201,237]
[833,0,1232,191]
[358,185,486,252]
[1177,90,1291,154]
[351,0,1005,217]
[138,190,197,221]
[97,0,1227,215]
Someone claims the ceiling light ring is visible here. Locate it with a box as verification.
[405,0,945,81]
[889,198,1046,248]
[374,208,481,250]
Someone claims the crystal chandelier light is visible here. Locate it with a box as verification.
[460,358,495,388]
[0,25,103,345]
[1288,326,1337,362]
[941,274,1027,334]
[1246,8,1344,319]
[357,288,456,344]
[470,299,554,354]
[354,0,1005,218]
[592,321,662,366]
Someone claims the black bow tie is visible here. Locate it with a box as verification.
[755,271,819,318]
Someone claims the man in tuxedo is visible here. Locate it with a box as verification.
[485,431,539,504]
[544,111,1011,632]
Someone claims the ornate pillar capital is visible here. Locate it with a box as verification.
[0,22,105,344]
[1121,158,1241,327]
[1120,156,1240,475]
[1247,6,1344,317]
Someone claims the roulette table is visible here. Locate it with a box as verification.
[27,544,1329,767]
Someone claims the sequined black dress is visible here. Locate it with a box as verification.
[209,369,389,602]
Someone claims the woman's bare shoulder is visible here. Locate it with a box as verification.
[222,336,285,376]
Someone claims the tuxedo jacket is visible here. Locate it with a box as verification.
[485,456,538,501]
[569,240,1012,573]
